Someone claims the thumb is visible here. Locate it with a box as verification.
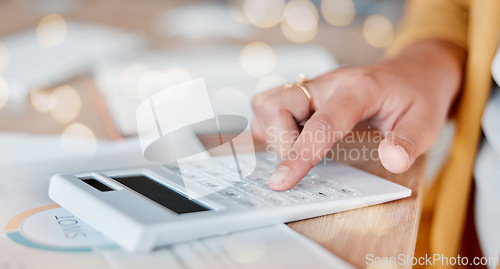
[378,106,440,173]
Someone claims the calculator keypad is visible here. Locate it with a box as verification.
[164,157,362,209]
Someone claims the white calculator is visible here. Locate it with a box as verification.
[49,152,411,252]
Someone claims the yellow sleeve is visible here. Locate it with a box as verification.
[387,0,469,57]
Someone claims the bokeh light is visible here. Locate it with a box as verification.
[0,42,9,73]
[134,65,192,100]
[227,0,251,25]
[36,14,67,48]
[136,67,192,100]
[321,0,356,26]
[136,71,171,100]
[30,89,57,113]
[50,85,81,123]
[59,123,97,161]
[0,77,9,109]
[162,67,192,100]
[164,67,192,86]
[255,74,285,94]
[244,0,285,28]
[240,42,276,77]
[281,0,319,43]
[363,15,394,48]
[119,63,150,99]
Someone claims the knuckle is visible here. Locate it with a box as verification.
[357,67,377,78]
[260,98,278,115]
[252,93,275,110]
[251,93,267,110]
[277,108,293,120]
[412,94,426,106]
[253,95,281,115]
[287,147,300,160]
[342,68,381,90]
[355,69,378,83]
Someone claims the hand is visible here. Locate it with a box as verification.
[251,40,466,191]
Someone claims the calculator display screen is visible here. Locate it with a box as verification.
[111,175,210,214]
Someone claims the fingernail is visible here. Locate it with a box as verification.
[268,166,290,187]
[394,145,410,169]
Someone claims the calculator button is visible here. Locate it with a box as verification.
[285,191,316,202]
[247,174,268,185]
[240,185,270,195]
[311,179,329,186]
[262,193,291,205]
[179,169,201,177]
[187,163,205,170]
[236,197,267,208]
[294,181,316,190]
[197,179,226,190]
[307,189,340,199]
[311,178,340,187]
[217,188,244,199]
[221,178,248,187]
[180,174,203,181]
[335,186,360,196]
[206,170,226,178]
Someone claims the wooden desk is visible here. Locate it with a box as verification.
[0,1,423,268]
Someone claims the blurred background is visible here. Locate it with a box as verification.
[0,0,405,144]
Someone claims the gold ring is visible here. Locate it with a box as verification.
[284,73,314,113]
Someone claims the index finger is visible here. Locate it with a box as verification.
[267,94,366,191]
